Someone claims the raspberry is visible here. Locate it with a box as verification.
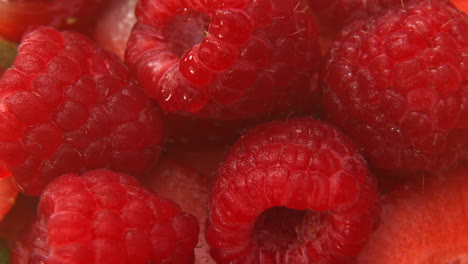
[0,27,165,196]
[12,169,199,264]
[125,0,321,120]
[321,0,468,172]
[356,167,468,263]
[206,117,380,263]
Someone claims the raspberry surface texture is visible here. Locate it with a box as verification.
[206,117,380,263]
[125,0,321,120]
[321,0,468,172]
[356,167,468,264]
[0,27,165,196]
[12,169,199,264]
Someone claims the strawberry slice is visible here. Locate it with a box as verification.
[357,167,468,263]
[0,0,105,42]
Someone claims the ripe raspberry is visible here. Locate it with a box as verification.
[321,0,468,172]
[0,0,106,42]
[0,27,165,196]
[11,169,199,264]
[356,167,468,263]
[206,117,380,263]
[125,0,321,120]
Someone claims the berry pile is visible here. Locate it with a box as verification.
[0,0,466,263]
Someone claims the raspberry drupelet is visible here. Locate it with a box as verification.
[206,117,380,264]
[0,27,165,196]
[321,0,468,172]
[125,0,321,120]
[12,169,199,264]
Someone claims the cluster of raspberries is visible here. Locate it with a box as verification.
[0,0,466,263]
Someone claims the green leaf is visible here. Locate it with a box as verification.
[0,244,10,264]
[0,38,18,71]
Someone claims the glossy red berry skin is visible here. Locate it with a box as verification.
[0,27,165,196]
[206,117,380,264]
[12,169,199,264]
[321,0,468,172]
[125,0,321,120]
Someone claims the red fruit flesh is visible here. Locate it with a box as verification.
[206,117,380,263]
[125,0,321,120]
[357,167,468,264]
[321,0,468,172]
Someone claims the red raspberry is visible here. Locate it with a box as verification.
[12,169,199,264]
[356,167,468,263]
[321,0,468,172]
[125,0,321,120]
[206,117,380,264]
[0,27,165,196]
